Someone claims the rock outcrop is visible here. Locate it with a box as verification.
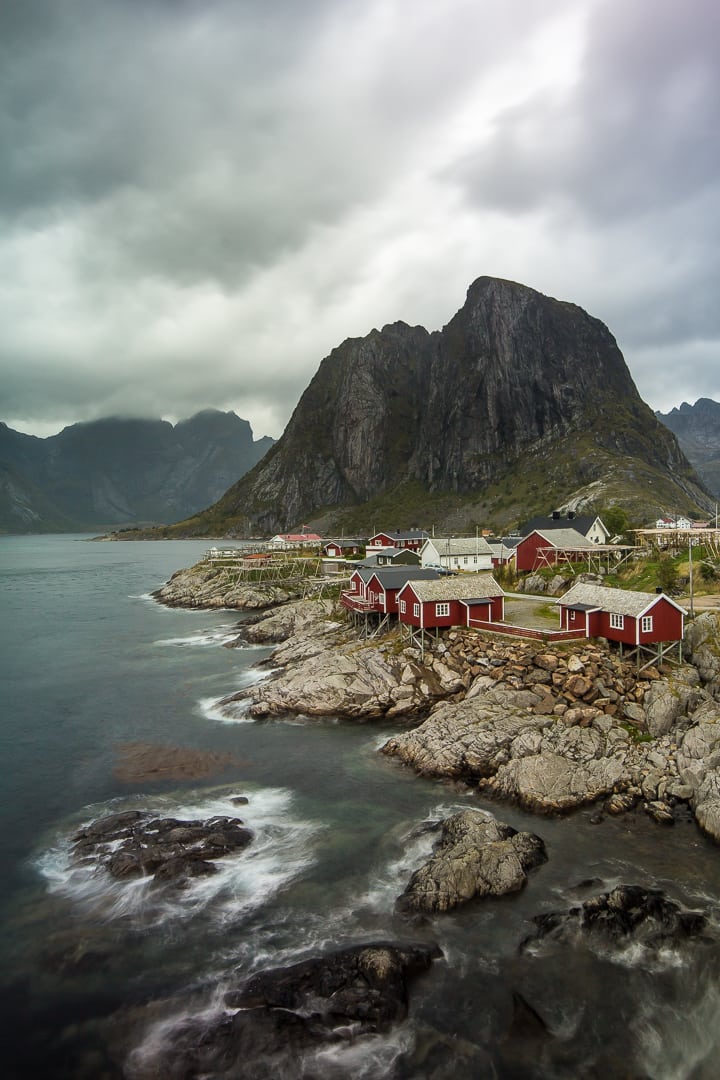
[129,942,441,1079]
[396,810,546,914]
[153,561,302,609]
[72,810,253,885]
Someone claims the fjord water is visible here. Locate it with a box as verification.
[2,535,720,1078]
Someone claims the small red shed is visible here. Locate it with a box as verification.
[556,582,686,664]
[516,528,594,572]
[397,574,505,632]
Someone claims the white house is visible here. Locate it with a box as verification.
[420,536,493,572]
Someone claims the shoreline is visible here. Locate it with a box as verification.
[153,562,720,843]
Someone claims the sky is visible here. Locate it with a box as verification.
[1,0,718,441]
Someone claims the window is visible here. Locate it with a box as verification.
[569,610,576,622]
[435,602,450,617]
[641,615,653,633]
[399,599,406,614]
[413,603,420,617]
[610,612,624,630]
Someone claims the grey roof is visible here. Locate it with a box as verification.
[423,537,493,556]
[486,542,516,558]
[557,582,687,618]
[527,528,595,549]
[369,568,439,588]
[403,574,504,602]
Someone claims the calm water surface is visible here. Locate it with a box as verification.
[1,535,720,1078]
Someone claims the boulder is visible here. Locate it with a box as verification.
[676,703,720,840]
[396,810,546,914]
[130,942,442,1079]
[643,668,704,737]
[684,612,720,687]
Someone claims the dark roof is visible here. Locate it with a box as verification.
[369,568,439,587]
[370,529,429,541]
[519,514,599,536]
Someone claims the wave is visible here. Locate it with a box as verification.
[198,669,276,724]
[36,787,320,931]
[154,624,239,648]
[356,801,488,915]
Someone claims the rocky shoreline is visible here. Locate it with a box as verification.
[154,572,720,842]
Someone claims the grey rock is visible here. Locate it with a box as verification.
[396,810,546,914]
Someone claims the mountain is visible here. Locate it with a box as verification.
[656,398,720,501]
[145,277,712,538]
[0,410,274,533]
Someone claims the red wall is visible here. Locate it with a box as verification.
[559,598,683,643]
[516,532,548,572]
[516,532,586,572]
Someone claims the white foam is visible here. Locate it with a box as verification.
[357,801,488,914]
[36,788,320,930]
[197,669,275,724]
[309,1025,416,1078]
[154,630,236,648]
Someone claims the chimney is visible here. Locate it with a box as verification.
[552,510,561,520]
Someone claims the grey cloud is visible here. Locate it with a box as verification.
[450,0,720,223]
[1,0,718,441]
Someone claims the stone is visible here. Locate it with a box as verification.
[396,810,546,914]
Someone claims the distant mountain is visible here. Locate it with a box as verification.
[656,398,720,500]
[159,276,710,538]
[0,411,274,533]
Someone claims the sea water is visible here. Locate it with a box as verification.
[2,535,720,1077]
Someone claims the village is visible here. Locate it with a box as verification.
[203,510,720,670]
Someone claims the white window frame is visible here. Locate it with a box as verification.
[569,610,575,622]
[610,612,624,630]
[413,603,420,617]
[641,615,653,633]
[399,599,406,614]
[435,602,450,617]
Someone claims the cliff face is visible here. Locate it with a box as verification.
[656,398,720,499]
[183,277,708,535]
[0,410,273,533]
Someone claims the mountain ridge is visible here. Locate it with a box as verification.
[161,276,710,537]
[0,410,274,533]
[656,398,720,500]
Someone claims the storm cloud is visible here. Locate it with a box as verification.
[1,0,717,438]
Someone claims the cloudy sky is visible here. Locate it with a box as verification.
[1,0,718,440]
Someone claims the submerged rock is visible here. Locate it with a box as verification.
[523,884,709,951]
[397,809,546,914]
[72,811,253,886]
[129,941,442,1079]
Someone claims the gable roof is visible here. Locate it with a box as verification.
[369,529,429,541]
[524,528,595,549]
[519,514,605,537]
[423,536,493,556]
[557,582,687,618]
[402,574,504,602]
